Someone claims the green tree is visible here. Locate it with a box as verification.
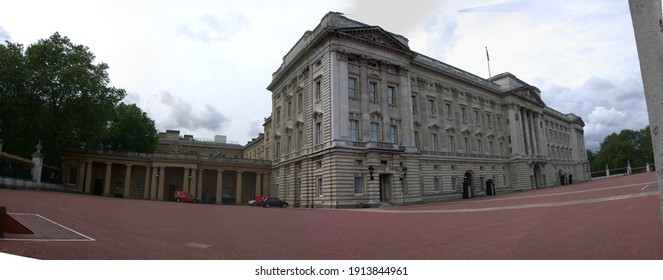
[104,102,158,153]
[591,127,654,172]
[0,33,156,165]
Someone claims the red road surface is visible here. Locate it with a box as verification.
[1,172,662,259]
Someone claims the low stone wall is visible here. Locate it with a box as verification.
[0,176,63,191]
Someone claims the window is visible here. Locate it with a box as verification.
[489,141,494,156]
[476,139,482,154]
[276,108,281,126]
[287,101,292,118]
[298,130,304,149]
[275,141,280,158]
[369,81,378,102]
[412,95,418,113]
[318,178,323,196]
[349,119,359,141]
[388,86,396,105]
[500,142,504,157]
[497,116,502,130]
[348,78,357,98]
[486,113,491,128]
[414,131,420,148]
[427,99,436,116]
[461,107,466,122]
[433,176,440,192]
[390,125,398,144]
[474,110,480,125]
[445,103,452,119]
[67,167,77,185]
[354,176,363,195]
[315,80,321,100]
[431,133,438,151]
[464,138,469,154]
[315,122,322,144]
[287,136,292,153]
[298,92,303,111]
[448,135,454,152]
[370,122,380,141]
[451,176,457,191]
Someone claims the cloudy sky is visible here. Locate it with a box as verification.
[0,0,646,151]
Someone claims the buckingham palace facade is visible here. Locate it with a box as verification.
[267,12,589,208]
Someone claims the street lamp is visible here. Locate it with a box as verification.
[399,166,408,181]
[368,165,374,180]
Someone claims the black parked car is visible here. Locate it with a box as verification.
[262,197,289,208]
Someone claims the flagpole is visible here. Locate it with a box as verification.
[486,46,492,78]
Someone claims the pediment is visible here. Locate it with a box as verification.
[336,26,410,53]
[511,86,546,107]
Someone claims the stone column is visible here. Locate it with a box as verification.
[77,161,86,192]
[215,169,224,204]
[143,166,151,199]
[103,162,112,196]
[235,171,244,203]
[256,172,263,196]
[522,109,532,155]
[531,112,540,155]
[157,167,166,201]
[183,168,191,193]
[84,161,93,194]
[196,169,203,200]
[123,164,132,198]
[150,166,158,200]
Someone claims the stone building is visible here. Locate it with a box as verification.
[60,130,271,204]
[266,12,589,208]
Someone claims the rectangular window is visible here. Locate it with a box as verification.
[431,133,438,151]
[67,167,77,185]
[387,86,396,105]
[349,119,359,141]
[390,125,398,144]
[315,80,321,100]
[315,122,322,144]
[448,135,454,152]
[500,142,504,157]
[298,130,304,149]
[433,176,440,192]
[474,110,480,125]
[276,109,281,126]
[298,92,303,111]
[275,141,280,158]
[451,176,457,191]
[348,78,357,98]
[414,131,420,148]
[287,101,292,118]
[412,95,418,113]
[354,176,363,195]
[476,139,482,154]
[427,99,436,116]
[318,178,323,196]
[486,113,491,128]
[370,122,380,141]
[464,138,469,154]
[489,141,494,155]
[287,136,292,153]
[461,107,466,122]
[369,81,378,102]
[445,103,452,119]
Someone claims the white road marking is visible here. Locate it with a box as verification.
[641,184,651,191]
[1,213,95,242]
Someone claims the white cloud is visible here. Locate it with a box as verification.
[0,26,10,42]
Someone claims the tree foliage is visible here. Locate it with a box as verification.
[0,33,157,165]
[104,103,158,153]
[590,126,653,172]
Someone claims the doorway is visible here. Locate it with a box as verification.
[379,174,392,202]
[463,171,476,198]
[93,179,103,196]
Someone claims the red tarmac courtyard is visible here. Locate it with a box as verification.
[1,172,662,259]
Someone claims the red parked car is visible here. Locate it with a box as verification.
[173,190,199,203]
[248,195,268,206]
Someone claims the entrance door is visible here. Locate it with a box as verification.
[168,184,177,201]
[379,174,392,202]
[93,179,103,196]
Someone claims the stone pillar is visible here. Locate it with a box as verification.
[647,162,651,172]
[522,109,532,155]
[215,169,224,204]
[77,161,86,192]
[190,168,199,196]
[150,166,158,200]
[629,0,663,224]
[606,164,610,177]
[256,172,263,196]
[103,162,112,196]
[143,166,151,199]
[531,112,539,155]
[31,142,44,183]
[235,171,244,203]
[123,164,132,198]
[157,167,166,201]
[183,168,191,193]
[196,168,203,199]
[84,161,93,194]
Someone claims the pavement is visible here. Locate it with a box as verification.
[0,172,662,260]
